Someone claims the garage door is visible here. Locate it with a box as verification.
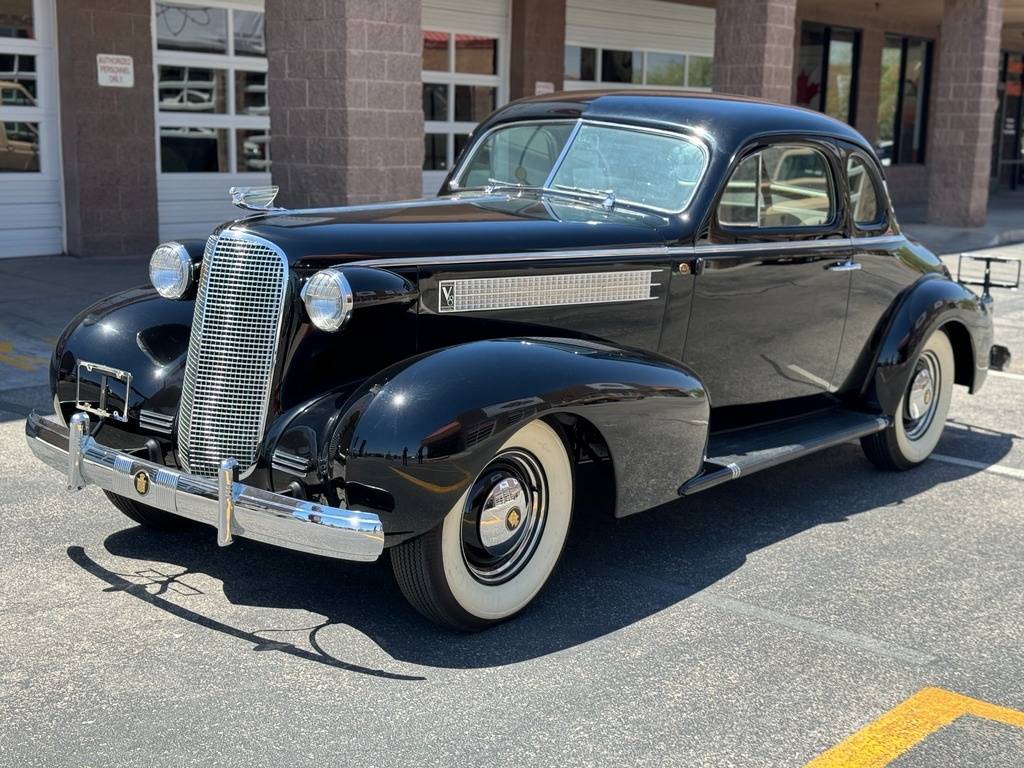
[564,0,715,92]
[0,0,63,258]
[154,0,270,241]
[421,0,509,195]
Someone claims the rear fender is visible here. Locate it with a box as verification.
[867,274,993,414]
[325,338,709,542]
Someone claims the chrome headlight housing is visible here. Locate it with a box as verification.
[149,242,193,299]
[301,269,354,332]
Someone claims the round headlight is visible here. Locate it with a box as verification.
[301,269,354,332]
[149,242,193,299]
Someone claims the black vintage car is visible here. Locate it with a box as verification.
[27,92,997,630]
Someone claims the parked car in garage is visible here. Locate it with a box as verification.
[26,91,998,630]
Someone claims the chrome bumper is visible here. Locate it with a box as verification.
[25,410,384,562]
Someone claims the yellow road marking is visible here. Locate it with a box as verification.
[806,687,1024,767]
[0,340,47,372]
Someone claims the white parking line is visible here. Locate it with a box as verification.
[930,453,1024,480]
[990,369,1024,382]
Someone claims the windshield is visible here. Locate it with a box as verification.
[454,120,708,213]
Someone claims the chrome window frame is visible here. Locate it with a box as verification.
[450,117,711,215]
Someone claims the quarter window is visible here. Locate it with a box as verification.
[719,145,835,228]
[847,156,882,226]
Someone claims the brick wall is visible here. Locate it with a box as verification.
[266,0,423,208]
[713,0,797,103]
[927,0,1004,226]
[509,0,566,99]
[56,0,158,257]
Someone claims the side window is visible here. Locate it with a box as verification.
[847,155,883,226]
[718,144,835,229]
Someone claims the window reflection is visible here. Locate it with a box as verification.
[646,52,685,86]
[0,121,39,172]
[0,53,36,104]
[423,134,447,171]
[795,23,858,124]
[0,0,33,39]
[158,65,227,113]
[687,56,713,88]
[847,156,880,225]
[160,127,228,172]
[422,83,447,121]
[237,129,270,172]
[454,85,495,122]
[455,34,496,75]
[156,3,228,53]
[876,34,932,165]
[564,45,596,82]
[235,70,267,115]
[233,10,265,56]
[423,30,448,71]
[601,50,642,84]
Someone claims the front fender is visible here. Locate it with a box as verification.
[328,338,709,542]
[869,274,993,414]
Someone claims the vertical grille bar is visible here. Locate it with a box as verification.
[177,231,288,477]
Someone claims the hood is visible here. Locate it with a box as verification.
[221,193,676,268]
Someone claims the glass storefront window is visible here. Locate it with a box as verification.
[687,56,713,88]
[646,52,685,86]
[455,34,497,75]
[237,129,269,172]
[160,126,228,172]
[876,34,932,165]
[158,66,227,113]
[601,49,642,84]
[454,85,496,122]
[234,10,265,56]
[423,133,447,171]
[0,120,39,171]
[564,45,596,82]
[156,3,228,53]
[422,83,447,121]
[423,30,449,71]
[0,52,36,104]
[0,0,33,39]
[795,23,859,124]
[235,70,267,116]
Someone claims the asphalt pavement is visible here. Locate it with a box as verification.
[1,245,1024,767]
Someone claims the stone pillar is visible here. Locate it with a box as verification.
[266,0,423,208]
[712,0,797,103]
[927,0,1003,227]
[509,0,566,99]
[56,0,158,257]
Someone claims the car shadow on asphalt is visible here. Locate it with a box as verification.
[68,428,1013,676]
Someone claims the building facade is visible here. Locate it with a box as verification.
[0,0,1021,257]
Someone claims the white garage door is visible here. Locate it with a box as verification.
[564,0,715,92]
[154,0,269,241]
[421,0,509,196]
[0,0,62,258]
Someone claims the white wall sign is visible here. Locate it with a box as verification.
[96,54,134,88]
[534,80,555,95]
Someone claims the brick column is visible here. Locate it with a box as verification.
[56,0,158,257]
[712,0,797,103]
[509,0,566,100]
[266,0,423,208]
[927,0,1003,227]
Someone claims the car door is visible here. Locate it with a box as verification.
[683,140,853,409]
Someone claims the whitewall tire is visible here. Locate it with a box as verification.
[391,419,573,631]
[862,328,955,470]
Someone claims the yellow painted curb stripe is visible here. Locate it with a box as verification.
[805,687,1024,768]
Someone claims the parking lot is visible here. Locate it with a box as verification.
[1,246,1023,767]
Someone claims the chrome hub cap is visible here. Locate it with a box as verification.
[461,449,547,584]
[903,350,941,440]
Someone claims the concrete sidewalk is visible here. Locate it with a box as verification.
[901,190,1024,255]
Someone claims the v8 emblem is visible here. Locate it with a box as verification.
[438,281,457,313]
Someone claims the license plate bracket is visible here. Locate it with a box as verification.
[75,361,132,422]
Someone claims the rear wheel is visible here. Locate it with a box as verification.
[861,328,955,470]
[103,490,191,531]
[391,419,573,631]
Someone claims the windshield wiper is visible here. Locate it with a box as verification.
[550,184,617,211]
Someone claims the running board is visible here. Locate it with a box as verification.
[680,409,889,496]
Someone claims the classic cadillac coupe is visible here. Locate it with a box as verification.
[27,92,997,630]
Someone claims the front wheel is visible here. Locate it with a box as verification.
[391,419,573,631]
[861,328,955,470]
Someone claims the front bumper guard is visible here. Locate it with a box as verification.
[25,410,384,562]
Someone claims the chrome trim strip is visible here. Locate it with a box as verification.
[850,234,906,248]
[26,411,384,562]
[347,245,690,269]
[694,238,852,255]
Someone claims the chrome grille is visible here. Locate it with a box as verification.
[177,231,288,477]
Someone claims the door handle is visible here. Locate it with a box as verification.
[827,260,862,272]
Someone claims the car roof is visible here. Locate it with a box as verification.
[477,90,877,161]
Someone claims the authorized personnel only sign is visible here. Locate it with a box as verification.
[96,54,134,88]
